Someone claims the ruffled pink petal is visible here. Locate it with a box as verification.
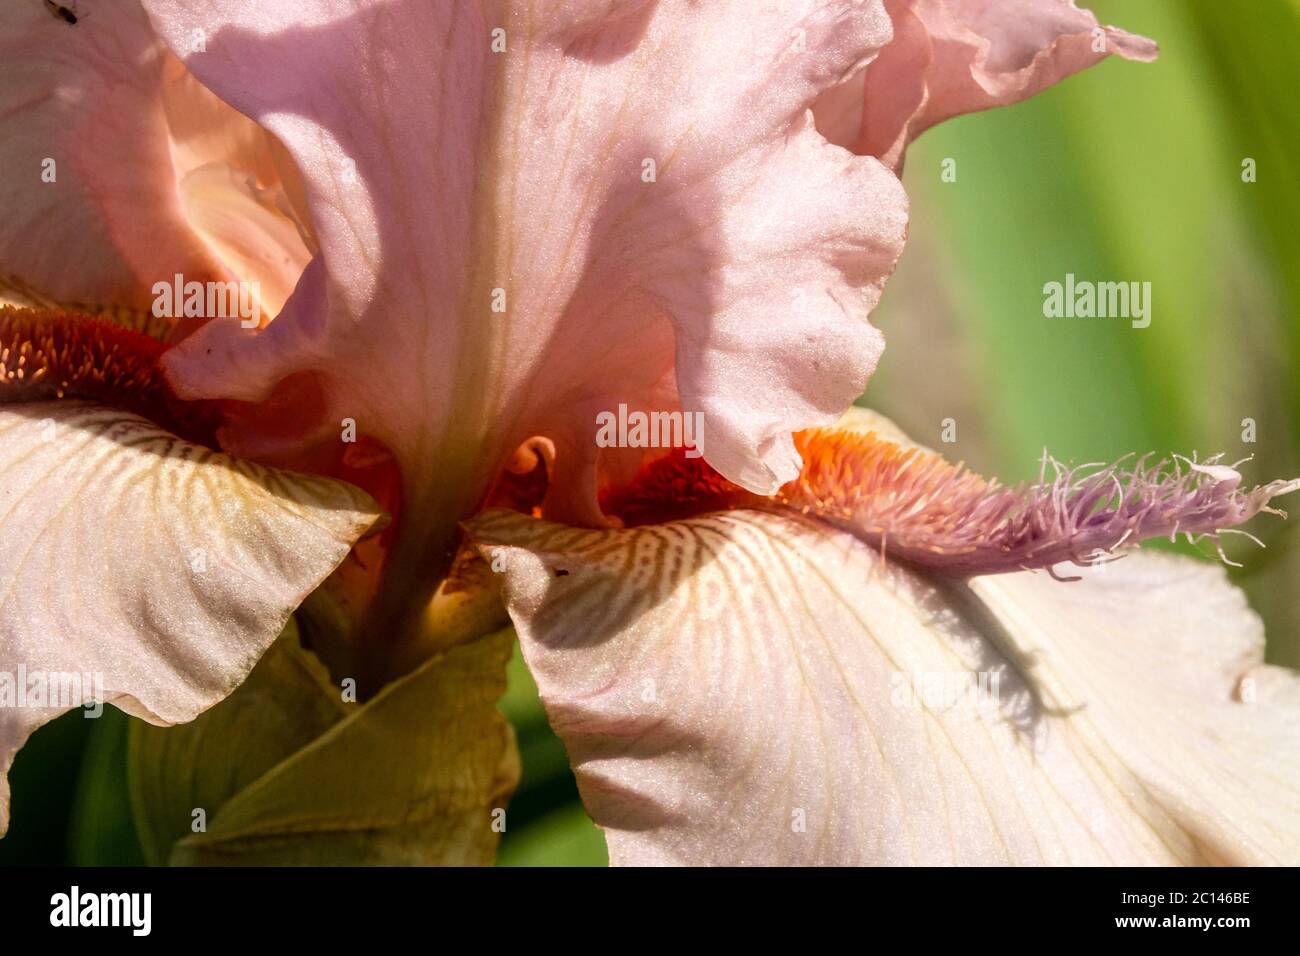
[144,1,908,543]
[470,507,1300,865]
[816,0,1158,169]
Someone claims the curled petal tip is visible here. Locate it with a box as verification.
[1104,26,1160,63]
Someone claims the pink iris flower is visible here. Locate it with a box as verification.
[1,0,1297,865]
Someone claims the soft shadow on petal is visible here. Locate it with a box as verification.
[0,400,380,835]
[157,56,316,323]
[176,164,312,321]
[0,1,309,331]
[469,506,1299,865]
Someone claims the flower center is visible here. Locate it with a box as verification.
[0,306,222,446]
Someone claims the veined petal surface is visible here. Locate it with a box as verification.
[472,506,1299,865]
[0,400,380,834]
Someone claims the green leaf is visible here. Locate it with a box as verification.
[496,804,608,868]
[130,621,518,865]
[68,708,145,866]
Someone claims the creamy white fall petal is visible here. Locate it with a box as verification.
[814,0,1158,168]
[0,400,381,835]
[470,505,1300,865]
[0,1,309,318]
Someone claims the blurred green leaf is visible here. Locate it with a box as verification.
[497,804,608,868]
[0,710,91,864]
[68,708,145,866]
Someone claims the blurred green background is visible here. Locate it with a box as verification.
[2,0,1296,866]
[870,0,1300,675]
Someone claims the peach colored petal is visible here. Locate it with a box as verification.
[176,163,312,321]
[158,57,316,318]
[0,2,309,319]
[816,0,1158,169]
[470,507,1300,865]
[0,2,225,310]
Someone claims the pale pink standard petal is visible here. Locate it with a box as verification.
[470,508,1300,865]
[816,0,1158,168]
[143,1,909,629]
[0,401,380,834]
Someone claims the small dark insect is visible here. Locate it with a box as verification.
[44,0,79,25]
[554,568,570,578]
